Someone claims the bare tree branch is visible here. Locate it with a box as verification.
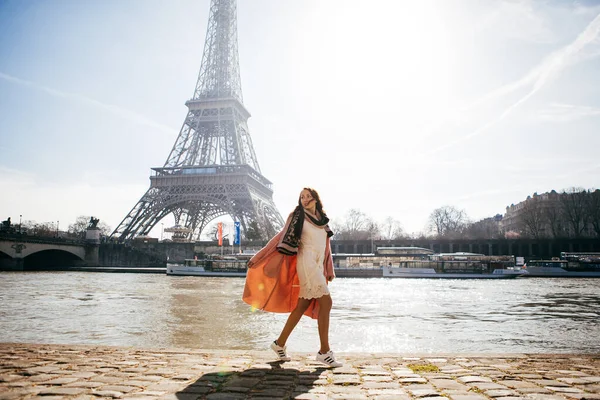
[427,206,468,238]
[520,197,545,239]
[560,187,589,237]
[586,188,600,238]
[380,216,404,240]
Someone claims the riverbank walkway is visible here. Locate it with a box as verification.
[1,343,599,400]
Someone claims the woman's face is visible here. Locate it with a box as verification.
[300,189,315,209]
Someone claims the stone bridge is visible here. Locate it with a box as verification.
[0,236,98,270]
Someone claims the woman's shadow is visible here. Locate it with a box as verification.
[175,360,328,399]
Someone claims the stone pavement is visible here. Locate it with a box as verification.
[1,343,599,400]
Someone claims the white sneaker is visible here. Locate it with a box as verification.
[270,341,291,361]
[316,350,342,367]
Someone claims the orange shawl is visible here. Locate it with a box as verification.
[242,218,335,319]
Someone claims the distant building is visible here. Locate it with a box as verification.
[501,190,595,238]
[466,214,503,239]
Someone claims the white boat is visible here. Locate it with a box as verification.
[381,252,524,279]
[166,257,247,277]
[383,266,523,279]
[523,257,600,278]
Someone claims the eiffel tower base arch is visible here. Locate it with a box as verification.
[112,166,282,242]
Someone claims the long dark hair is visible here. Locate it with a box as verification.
[291,187,329,239]
[297,187,326,217]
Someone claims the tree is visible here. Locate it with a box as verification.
[560,187,589,237]
[519,197,545,239]
[365,219,381,240]
[328,219,343,237]
[585,189,600,238]
[380,217,404,240]
[32,222,56,237]
[19,220,37,235]
[244,220,263,241]
[409,231,431,240]
[205,222,231,242]
[205,223,219,241]
[335,209,376,240]
[344,209,369,233]
[427,206,468,238]
[541,193,564,238]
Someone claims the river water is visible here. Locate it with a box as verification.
[1,272,599,354]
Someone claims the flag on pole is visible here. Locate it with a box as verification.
[217,222,223,246]
[234,221,241,245]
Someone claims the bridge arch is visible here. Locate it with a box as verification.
[23,249,84,270]
[0,250,17,270]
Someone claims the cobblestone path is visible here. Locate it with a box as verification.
[1,343,599,399]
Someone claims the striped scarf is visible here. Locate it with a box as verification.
[277,206,333,255]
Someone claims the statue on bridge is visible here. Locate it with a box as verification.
[1,217,13,233]
[88,217,100,229]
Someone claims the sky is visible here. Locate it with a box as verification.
[1,0,600,238]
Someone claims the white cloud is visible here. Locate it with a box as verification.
[535,103,600,122]
[0,72,176,137]
[426,9,600,155]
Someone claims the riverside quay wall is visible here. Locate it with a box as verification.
[97,237,600,267]
[2,236,598,269]
[330,237,600,259]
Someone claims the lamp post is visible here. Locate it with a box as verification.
[56,220,59,237]
[19,214,22,234]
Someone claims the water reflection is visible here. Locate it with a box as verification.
[166,277,257,349]
[0,272,599,353]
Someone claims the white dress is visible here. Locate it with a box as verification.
[297,219,330,299]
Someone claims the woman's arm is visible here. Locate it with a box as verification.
[324,237,335,281]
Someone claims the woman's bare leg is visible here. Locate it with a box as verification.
[316,294,333,353]
[276,298,311,346]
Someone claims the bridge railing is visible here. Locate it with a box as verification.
[0,232,86,246]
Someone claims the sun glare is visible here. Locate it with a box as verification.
[292,1,456,151]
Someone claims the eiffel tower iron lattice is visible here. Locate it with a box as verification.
[111,0,283,242]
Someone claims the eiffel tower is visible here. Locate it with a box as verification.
[111,0,283,242]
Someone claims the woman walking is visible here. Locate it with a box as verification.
[242,188,342,367]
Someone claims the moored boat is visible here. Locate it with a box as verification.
[166,256,247,277]
[523,254,600,277]
[383,266,522,279]
[335,248,525,279]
